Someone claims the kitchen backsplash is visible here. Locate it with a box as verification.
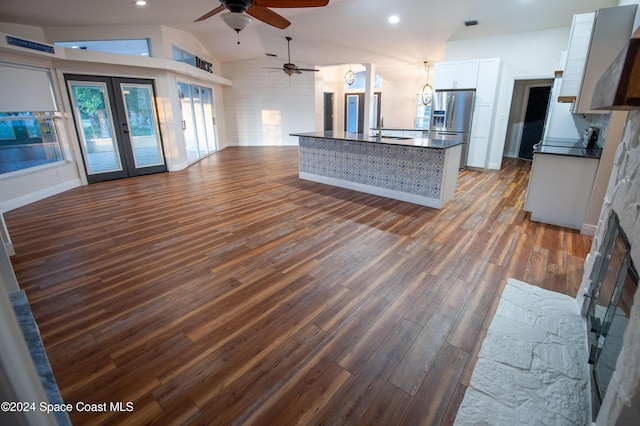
[582,113,612,148]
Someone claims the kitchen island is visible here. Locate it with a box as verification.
[291,130,462,208]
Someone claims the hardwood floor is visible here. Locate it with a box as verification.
[5,147,593,425]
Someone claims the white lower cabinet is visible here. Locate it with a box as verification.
[525,153,599,229]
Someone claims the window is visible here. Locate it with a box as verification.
[54,39,151,57]
[173,46,213,73]
[415,95,431,129]
[0,63,64,175]
[0,113,64,174]
[172,46,196,67]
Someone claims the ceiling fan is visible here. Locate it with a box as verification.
[195,1,330,40]
[264,36,319,76]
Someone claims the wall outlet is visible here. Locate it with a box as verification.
[55,169,61,177]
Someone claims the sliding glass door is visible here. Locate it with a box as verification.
[66,75,166,183]
[178,82,217,163]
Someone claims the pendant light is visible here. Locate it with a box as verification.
[344,65,356,86]
[419,61,433,106]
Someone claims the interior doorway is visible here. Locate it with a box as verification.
[344,92,381,133]
[503,78,553,160]
[66,75,166,183]
[519,85,552,160]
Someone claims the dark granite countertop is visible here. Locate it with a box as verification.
[533,138,602,159]
[291,130,461,149]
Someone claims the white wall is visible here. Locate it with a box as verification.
[0,23,230,211]
[316,64,424,134]
[221,57,316,146]
[444,27,572,168]
[380,78,423,129]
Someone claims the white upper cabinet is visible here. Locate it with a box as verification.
[433,60,479,90]
[558,5,636,113]
[558,12,595,104]
[475,58,501,104]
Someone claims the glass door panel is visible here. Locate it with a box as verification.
[178,82,217,163]
[202,87,217,152]
[178,82,198,164]
[120,83,165,168]
[192,85,209,158]
[68,81,123,175]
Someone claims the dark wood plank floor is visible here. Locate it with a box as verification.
[5,147,593,425]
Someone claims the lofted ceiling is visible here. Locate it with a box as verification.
[0,0,620,80]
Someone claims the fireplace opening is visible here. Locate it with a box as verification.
[586,211,638,419]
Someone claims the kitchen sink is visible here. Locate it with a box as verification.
[369,135,412,141]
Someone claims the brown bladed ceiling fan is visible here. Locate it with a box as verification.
[263,36,319,76]
[195,1,330,39]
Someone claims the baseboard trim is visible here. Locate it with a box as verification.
[1,179,82,212]
[581,222,597,236]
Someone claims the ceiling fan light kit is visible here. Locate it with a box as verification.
[195,0,330,42]
[220,11,253,43]
[221,12,252,32]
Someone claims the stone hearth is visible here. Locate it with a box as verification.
[455,278,590,426]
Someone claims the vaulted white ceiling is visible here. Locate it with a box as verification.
[0,0,621,80]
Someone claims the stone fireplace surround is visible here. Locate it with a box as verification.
[583,110,640,424]
[455,110,640,425]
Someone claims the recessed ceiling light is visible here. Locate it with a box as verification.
[388,15,400,24]
[135,0,147,6]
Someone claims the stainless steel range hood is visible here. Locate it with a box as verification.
[591,28,640,110]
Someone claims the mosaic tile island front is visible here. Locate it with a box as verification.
[292,131,463,209]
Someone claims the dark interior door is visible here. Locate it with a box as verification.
[324,92,334,131]
[518,86,551,160]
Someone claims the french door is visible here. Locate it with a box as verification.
[66,75,167,183]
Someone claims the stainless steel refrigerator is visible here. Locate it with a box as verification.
[429,89,476,170]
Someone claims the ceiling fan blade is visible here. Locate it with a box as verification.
[194,4,226,22]
[252,0,329,7]
[262,67,286,70]
[246,6,291,29]
[296,68,319,72]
